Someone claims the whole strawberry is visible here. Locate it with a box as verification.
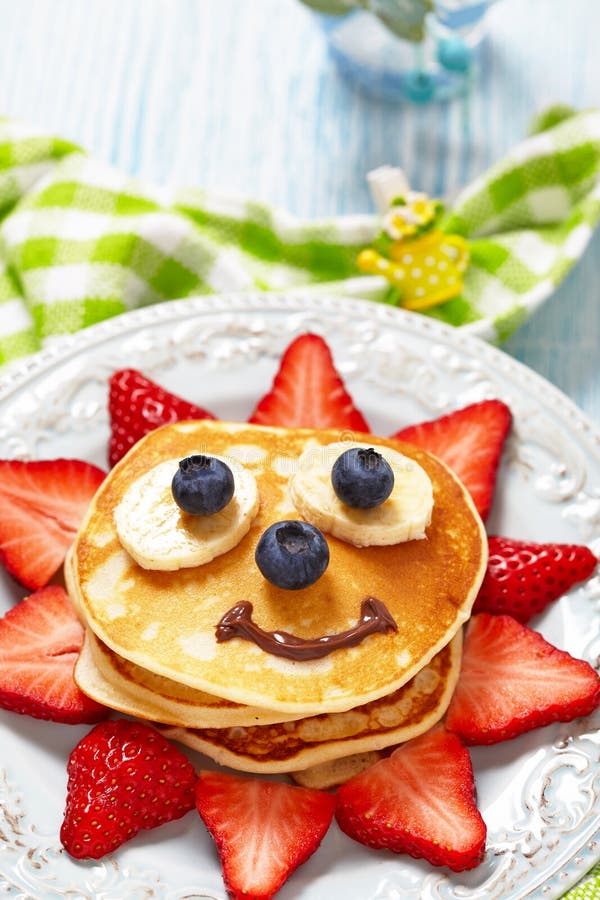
[60,719,197,859]
[473,536,598,623]
[108,369,216,467]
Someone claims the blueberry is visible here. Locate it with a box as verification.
[255,520,330,590]
[172,455,234,515]
[331,447,394,509]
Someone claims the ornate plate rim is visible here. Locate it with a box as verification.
[1,292,599,457]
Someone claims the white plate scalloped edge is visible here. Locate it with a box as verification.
[0,291,600,900]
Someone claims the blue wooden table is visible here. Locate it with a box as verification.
[0,0,598,423]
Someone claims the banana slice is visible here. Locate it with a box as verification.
[114,455,259,570]
[289,441,433,547]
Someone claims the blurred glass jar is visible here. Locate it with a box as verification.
[300,0,502,102]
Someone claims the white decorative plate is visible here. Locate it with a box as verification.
[1,292,600,900]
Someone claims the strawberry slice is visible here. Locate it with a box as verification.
[0,585,107,724]
[335,725,486,872]
[195,770,336,900]
[108,368,216,467]
[248,333,370,432]
[61,719,197,859]
[0,458,106,589]
[391,399,512,521]
[445,613,600,745]
[473,536,598,623]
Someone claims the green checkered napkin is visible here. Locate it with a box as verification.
[1,106,600,368]
[566,862,600,899]
[442,106,600,341]
[0,113,599,898]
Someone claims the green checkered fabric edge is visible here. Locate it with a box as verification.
[0,108,599,371]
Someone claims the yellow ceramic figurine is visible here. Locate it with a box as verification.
[358,166,469,311]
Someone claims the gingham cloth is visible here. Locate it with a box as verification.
[0,107,600,369]
[566,863,600,900]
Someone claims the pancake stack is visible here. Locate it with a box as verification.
[66,420,487,787]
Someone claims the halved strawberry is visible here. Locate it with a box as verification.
[0,585,107,723]
[391,399,512,520]
[445,613,600,745]
[248,333,370,432]
[335,725,486,872]
[108,368,216,467]
[473,536,598,623]
[195,770,336,900]
[0,458,106,589]
[61,719,197,859]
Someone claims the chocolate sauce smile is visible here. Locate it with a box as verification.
[215,597,398,661]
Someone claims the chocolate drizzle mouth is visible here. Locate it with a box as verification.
[215,597,398,661]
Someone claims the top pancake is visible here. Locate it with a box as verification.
[70,420,487,714]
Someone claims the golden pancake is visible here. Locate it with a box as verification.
[75,629,304,728]
[158,631,461,774]
[290,752,385,790]
[69,420,486,714]
[68,530,303,728]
